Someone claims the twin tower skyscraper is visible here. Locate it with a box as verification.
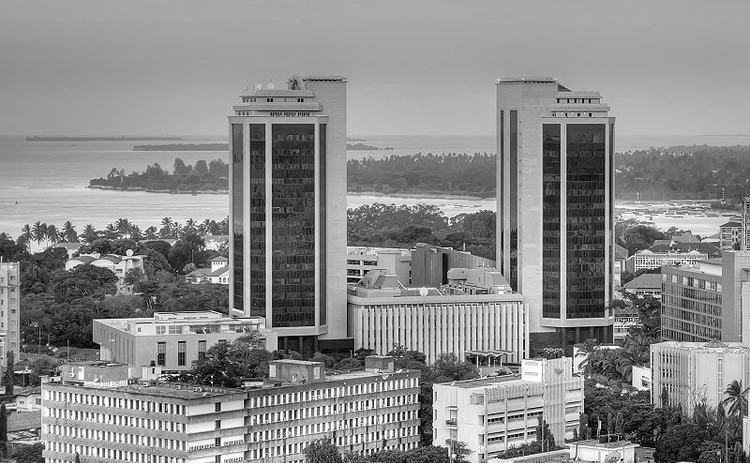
[229,75,615,355]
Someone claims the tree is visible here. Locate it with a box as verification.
[124,268,145,288]
[11,442,44,463]
[18,224,33,252]
[190,334,269,387]
[304,440,343,463]
[195,160,209,178]
[721,380,750,418]
[49,264,117,303]
[0,403,6,457]
[654,423,707,463]
[61,221,78,243]
[4,351,14,397]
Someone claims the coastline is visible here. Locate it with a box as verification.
[87,184,228,195]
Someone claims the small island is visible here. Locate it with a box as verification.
[133,143,229,151]
[347,143,394,151]
[27,136,183,142]
[89,158,229,194]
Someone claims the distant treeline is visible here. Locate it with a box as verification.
[89,158,228,192]
[348,152,496,197]
[27,136,182,142]
[615,145,750,200]
[133,143,228,151]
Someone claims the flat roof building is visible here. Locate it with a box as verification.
[93,311,276,376]
[42,357,420,463]
[434,356,583,463]
[348,268,527,364]
[496,77,615,353]
[346,246,411,285]
[651,340,750,416]
[229,75,349,355]
[661,251,750,343]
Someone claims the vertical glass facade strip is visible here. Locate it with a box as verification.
[319,124,327,326]
[231,124,244,311]
[608,122,615,304]
[499,110,505,273]
[271,124,316,327]
[509,110,518,290]
[249,124,266,318]
[566,124,606,318]
[542,124,561,318]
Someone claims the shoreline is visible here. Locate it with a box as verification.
[87,185,228,195]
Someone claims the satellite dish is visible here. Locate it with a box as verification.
[126,249,134,257]
[419,287,429,297]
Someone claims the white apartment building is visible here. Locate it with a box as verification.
[624,249,708,273]
[93,311,277,375]
[348,268,527,364]
[651,340,750,416]
[42,357,420,463]
[0,261,21,366]
[66,252,146,295]
[433,356,583,463]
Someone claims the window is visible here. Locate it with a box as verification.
[169,325,182,335]
[215,420,221,430]
[198,340,207,360]
[177,341,186,366]
[157,342,166,366]
[156,326,166,335]
[215,402,221,412]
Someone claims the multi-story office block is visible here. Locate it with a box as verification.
[433,356,583,463]
[661,251,750,342]
[651,340,750,416]
[720,221,742,251]
[624,249,710,273]
[42,362,248,463]
[42,357,420,463]
[348,268,526,364]
[93,311,276,375]
[346,246,412,284]
[496,77,615,351]
[229,75,348,354]
[245,357,420,461]
[0,261,21,366]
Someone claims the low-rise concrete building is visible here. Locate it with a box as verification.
[93,311,276,376]
[346,246,412,284]
[651,340,750,416]
[348,268,526,364]
[42,357,420,463]
[433,356,583,463]
[622,273,662,299]
[186,256,229,285]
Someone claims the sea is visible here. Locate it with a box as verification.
[1,133,750,244]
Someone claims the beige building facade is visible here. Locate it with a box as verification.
[0,261,21,366]
[93,311,276,375]
[229,75,349,355]
[433,357,584,463]
[348,268,527,364]
[496,77,615,352]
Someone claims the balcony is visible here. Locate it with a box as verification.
[445,419,457,426]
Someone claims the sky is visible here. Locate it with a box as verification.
[1,0,749,137]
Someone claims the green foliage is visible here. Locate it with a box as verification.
[304,440,343,463]
[4,351,14,397]
[0,403,7,457]
[348,152,496,197]
[89,158,228,192]
[343,444,469,463]
[11,442,44,463]
[654,423,708,463]
[347,203,495,259]
[189,334,269,387]
[49,264,117,303]
[616,146,750,200]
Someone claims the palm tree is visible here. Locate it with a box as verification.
[576,338,600,376]
[115,218,131,238]
[721,380,750,417]
[159,217,175,238]
[184,218,197,234]
[128,224,143,241]
[81,224,99,243]
[18,224,33,252]
[102,223,118,239]
[31,222,47,247]
[45,224,59,246]
[143,226,158,240]
[61,221,78,243]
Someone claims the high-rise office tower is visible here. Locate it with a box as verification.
[229,75,349,355]
[496,77,615,352]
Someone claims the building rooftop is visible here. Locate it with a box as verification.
[623,273,663,290]
[721,221,742,228]
[654,340,750,353]
[8,411,41,432]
